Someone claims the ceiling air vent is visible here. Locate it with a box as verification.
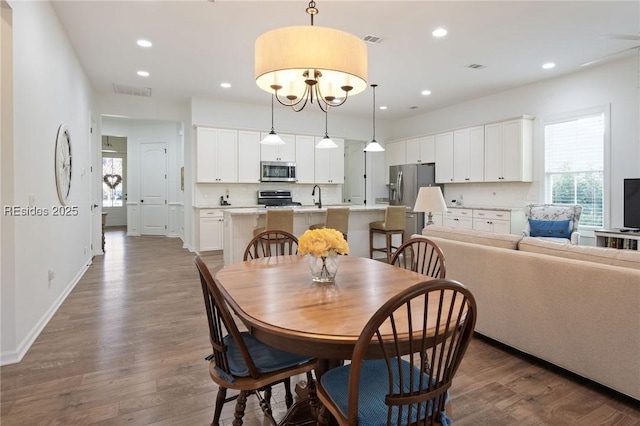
[112,83,152,97]
[465,64,486,69]
[362,34,383,44]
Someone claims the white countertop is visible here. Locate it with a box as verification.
[222,204,389,215]
[444,205,523,212]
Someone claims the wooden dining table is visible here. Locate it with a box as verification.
[213,255,440,374]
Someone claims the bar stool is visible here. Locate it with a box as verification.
[369,206,406,263]
[253,209,294,236]
[309,207,350,240]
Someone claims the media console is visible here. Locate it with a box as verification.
[594,229,640,251]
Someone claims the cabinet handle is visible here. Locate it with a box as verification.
[465,178,470,181]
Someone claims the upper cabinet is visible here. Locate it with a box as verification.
[484,117,533,182]
[385,141,406,167]
[196,127,238,183]
[406,135,435,164]
[314,138,344,184]
[385,140,406,183]
[237,130,261,183]
[295,135,315,184]
[260,133,296,162]
[435,132,454,183]
[453,126,484,183]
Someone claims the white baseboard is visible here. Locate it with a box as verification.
[0,262,90,366]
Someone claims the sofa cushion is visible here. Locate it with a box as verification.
[421,225,522,250]
[528,219,571,238]
[518,237,640,270]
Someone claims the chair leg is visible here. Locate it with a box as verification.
[369,229,374,259]
[232,390,248,426]
[386,232,393,263]
[212,386,227,426]
[306,371,319,417]
[283,378,294,408]
[264,385,272,407]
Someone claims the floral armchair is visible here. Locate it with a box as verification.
[523,203,583,244]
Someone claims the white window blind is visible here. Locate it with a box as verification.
[544,113,604,227]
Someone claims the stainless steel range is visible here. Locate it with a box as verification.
[257,190,302,208]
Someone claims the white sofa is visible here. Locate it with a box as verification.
[418,226,640,401]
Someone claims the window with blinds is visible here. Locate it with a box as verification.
[544,112,604,228]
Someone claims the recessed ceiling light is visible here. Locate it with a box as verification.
[136,39,152,48]
[379,106,387,110]
[137,70,150,77]
[421,90,432,96]
[542,62,556,69]
[432,28,448,38]
[220,83,231,88]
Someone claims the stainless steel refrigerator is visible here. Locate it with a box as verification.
[389,163,440,236]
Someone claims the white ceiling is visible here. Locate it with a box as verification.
[51,0,640,120]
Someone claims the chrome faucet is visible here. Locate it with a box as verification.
[312,185,322,208]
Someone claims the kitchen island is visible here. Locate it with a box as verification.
[222,205,389,264]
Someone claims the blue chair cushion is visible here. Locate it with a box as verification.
[222,332,313,380]
[320,358,452,426]
[529,219,571,238]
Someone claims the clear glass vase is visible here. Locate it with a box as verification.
[308,254,340,283]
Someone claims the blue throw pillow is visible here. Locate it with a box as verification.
[529,219,571,238]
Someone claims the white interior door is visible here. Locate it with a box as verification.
[345,141,365,204]
[140,142,167,235]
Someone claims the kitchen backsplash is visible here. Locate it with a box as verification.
[195,183,344,207]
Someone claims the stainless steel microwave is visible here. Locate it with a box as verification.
[260,161,297,182]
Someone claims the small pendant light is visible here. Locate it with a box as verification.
[260,94,285,145]
[364,84,385,152]
[315,108,338,149]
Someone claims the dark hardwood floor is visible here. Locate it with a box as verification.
[1,228,638,425]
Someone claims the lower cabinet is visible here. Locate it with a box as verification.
[443,208,524,235]
[443,208,473,230]
[472,209,511,234]
[200,209,224,251]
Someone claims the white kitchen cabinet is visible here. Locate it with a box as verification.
[237,130,261,183]
[385,141,406,167]
[314,137,344,183]
[435,132,454,183]
[443,208,473,229]
[472,209,511,234]
[484,117,533,182]
[199,209,224,251]
[295,135,315,184]
[406,135,435,164]
[260,133,296,162]
[385,140,406,183]
[453,126,484,183]
[196,127,238,183]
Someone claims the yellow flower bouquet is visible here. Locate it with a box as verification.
[298,228,349,282]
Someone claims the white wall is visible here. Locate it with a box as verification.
[2,0,95,364]
[390,56,639,229]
